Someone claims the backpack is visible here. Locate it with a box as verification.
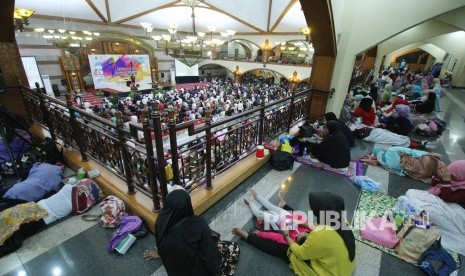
[100,196,126,228]
[270,150,294,171]
[71,179,100,215]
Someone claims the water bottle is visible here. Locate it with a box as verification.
[394,211,405,229]
[303,147,308,158]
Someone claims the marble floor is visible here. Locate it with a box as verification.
[1,88,464,276]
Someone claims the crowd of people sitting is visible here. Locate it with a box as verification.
[77,74,306,133]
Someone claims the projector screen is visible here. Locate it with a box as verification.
[175,59,199,76]
[88,54,152,90]
[21,56,44,89]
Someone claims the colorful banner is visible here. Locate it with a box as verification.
[88,54,152,91]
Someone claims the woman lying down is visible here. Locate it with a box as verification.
[360,146,449,183]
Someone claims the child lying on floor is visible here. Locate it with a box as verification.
[244,189,312,244]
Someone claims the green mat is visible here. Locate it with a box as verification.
[352,190,461,270]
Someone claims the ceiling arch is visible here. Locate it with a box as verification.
[15,0,307,34]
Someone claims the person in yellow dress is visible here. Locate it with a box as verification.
[233,192,356,276]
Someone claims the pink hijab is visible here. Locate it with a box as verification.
[429,160,465,195]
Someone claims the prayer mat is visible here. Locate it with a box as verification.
[352,190,461,270]
[294,155,363,178]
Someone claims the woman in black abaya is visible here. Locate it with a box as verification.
[144,189,240,276]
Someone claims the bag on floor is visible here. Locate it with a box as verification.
[396,216,440,264]
[100,195,125,228]
[360,217,400,248]
[71,179,100,215]
[351,176,383,193]
[432,118,447,133]
[270,150,294,171]
[37,137,63,164]
[418,238,456,276]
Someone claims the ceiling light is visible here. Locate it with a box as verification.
[140,22,152,29]
[151,35,162,41]
[34,28,45,32]
[226,30,236,36]
[280,42,286,46]
[58,29,66,33]
[162,34,171,42]
[275,42,280,45]
[207,26,216,32]
[85,37,93,41]
[13,8,35,32]
[220,32,228,38]
[197,32,206,38]
[288,47,295,51]
[93,32,100,36]
[280,46,286,50]
[146,27,153,33]
[300,27,310,35]
[48,30,55,33]
[69,31,76,35]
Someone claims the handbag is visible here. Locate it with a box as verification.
[418,238,456,276]
[360,217,400,248]
[396,216,440,264]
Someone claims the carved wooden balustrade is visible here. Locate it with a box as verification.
[20,86,317,212]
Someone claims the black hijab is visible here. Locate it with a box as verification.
[326,120,341,136]
[324,112,338,122]
[359,98,373,112]
[308,192,356,262]
[155,189,194,247]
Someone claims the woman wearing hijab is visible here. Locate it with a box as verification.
[304,121,351,168]
[232,192,356,276]
[381,84,393,104]
[380,104,413,135]
[414,92,436,114]
[340,98,353,124]
[365,147,449,182]
[144,189,240,276]
[428,160,465,208]
[353,97,376,126]
[324,112,355,146]
[432,78,441,112]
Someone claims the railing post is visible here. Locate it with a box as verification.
[65,93,88,161]
[168,109,181,185]
[287,86,297,133]
[115,111,136,195]
[204,110,213,190]
[258,94,266,144]
[38,92,57,141]
[141,108,161,212]
[151,102,168,205]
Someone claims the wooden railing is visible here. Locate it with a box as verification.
[20,86,315,212]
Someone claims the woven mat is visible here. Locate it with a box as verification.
[294,155,363,178]
[352,190,461,270]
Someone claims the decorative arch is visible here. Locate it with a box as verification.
[241,68,288,80]
[199,63,235,75]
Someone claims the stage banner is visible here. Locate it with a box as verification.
[88,54,152,90]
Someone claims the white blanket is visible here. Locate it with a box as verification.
[405,189,465,255]
[363,128,410,147]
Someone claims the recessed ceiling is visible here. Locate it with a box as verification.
[15,0,307,34]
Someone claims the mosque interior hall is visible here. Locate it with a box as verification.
[1,0,465,275]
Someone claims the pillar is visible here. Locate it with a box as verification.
[300,0,336,121]
[0,0,28,117]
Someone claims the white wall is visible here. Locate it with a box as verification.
[327,0,465,114]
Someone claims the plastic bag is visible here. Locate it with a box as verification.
[351,176,384,193]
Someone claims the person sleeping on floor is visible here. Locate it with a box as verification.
[232,191,356,276]
[360,146,450,183]
[0,184,73,257]
[242,189,312,245]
